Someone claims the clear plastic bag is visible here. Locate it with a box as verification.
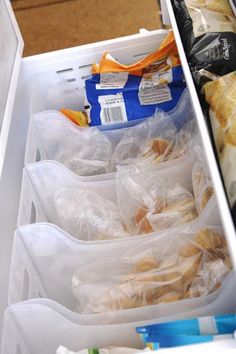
[192,149,214,214]
[32,111,113,176]
[72,227,231,314]
[203,72,236,211]
[54,187,128,241]
[111,109,197,169]
[27,89,196,177]
[116,165,198,235]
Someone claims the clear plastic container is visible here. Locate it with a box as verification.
[25,89,194,178]
[3,278,236,354]
[29,30,170,116]
[17,155,197,240]
[9,196,235,325]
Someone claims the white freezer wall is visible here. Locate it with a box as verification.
[1,24,236,347]
[0,60,30,340]
[0,29,170,340]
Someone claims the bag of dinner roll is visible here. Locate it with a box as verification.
[116,165,198,236]
[203,71,236,222]
[71,226,231,314]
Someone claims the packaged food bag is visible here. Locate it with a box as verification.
[54,188,129,241]
[112,113,196,169]
[116,165,198,235]
[171,0,236,83]
[143,333,234,350]
[30,111,113,176]
[72,226,231,314]
[137,313,236,349]
[203,72,236,221]
[137,313,236,338]
[60,108,88,127]
[85,32,186,126]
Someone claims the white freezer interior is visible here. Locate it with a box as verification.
[0,28,172,337]
[1,1,236,352]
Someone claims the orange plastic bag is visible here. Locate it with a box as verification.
[92,32,180,76]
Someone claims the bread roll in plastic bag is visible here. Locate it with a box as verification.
[203,72,236,222]
[54,188,128,241]
[72,227,232,313]
[116,165,198,235]
[112,111,196,169]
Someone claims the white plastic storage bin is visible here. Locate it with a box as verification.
[9,198,236,325]
[1,23,178,334]
[1,0,236,352]
[3,291,236,354]
[1,299,143,354]
[29,30,169,116]
[17,157,196,240]
[24,88,194,177]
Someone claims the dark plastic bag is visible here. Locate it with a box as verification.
[171,0,236,83]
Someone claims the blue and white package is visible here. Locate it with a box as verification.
[145,333,234,350]
[137,313,236,341]
[85,66,186,127]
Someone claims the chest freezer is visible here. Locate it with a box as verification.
[1,0,236,352]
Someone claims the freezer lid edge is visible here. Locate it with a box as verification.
[0,0,24,176]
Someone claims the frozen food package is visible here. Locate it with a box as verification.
[142,333,234,350]
[136,313,236,338]
[192,149,214,213]
[116,164,198,235]
[111,98,197,169]
[60,108,88,127]
[203,72,236,220]
[56,347,142,354]
[29,111,113,176]
[72,226,232,314]
[171,0,236,82]
[85,32,186,126]
[54,187,129,241]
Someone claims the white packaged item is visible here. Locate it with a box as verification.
[25,89,196,177]
[17,157,196,240]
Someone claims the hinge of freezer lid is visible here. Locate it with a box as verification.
[0,0,24,179]
[160,0,171,25]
